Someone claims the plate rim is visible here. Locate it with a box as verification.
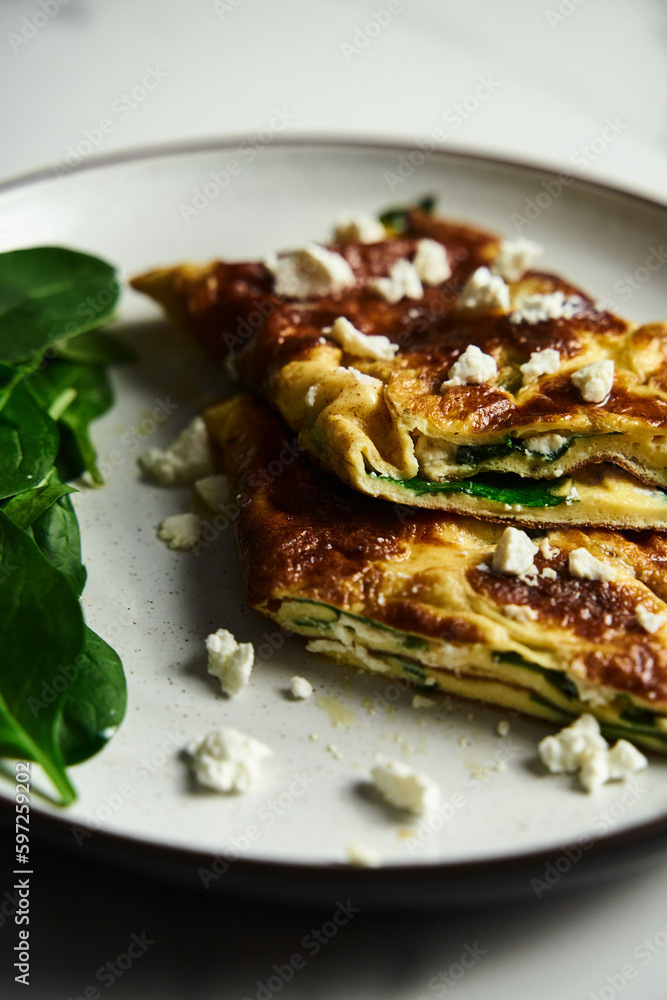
[2,131,667,219]
[2,133,667,904]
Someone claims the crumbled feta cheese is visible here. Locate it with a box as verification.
[457,266,510,315]
[492,527,539,576]
[497,720,510,737]
[541,567,558,580]
[607,739,648,779]
[290,675,313,699]
[538,536,555,560]
[268,244,355,299]
[157,513,203,551]
[538,714,608,773]
[346,841,383,868]
[578,747,611,794]
[571,360,614,403]
[205,628,254,696]
[347,367,384,388]
[305,385,318,407]
[538,715,647,794]
[368,258,424,303]
[412,694,436,709]
[186,727,272,793]
[492,237,543,281]
[503,604,538,622]
[371,755,440,813]
[523,433,568,456]
[636,604,667,633]
[519,348,561,385]
[139,416,213,485]
[194,474,229,512]
[510,291,585,325]
[413,239,451,285]
[441,344,498,387]
[334,212,386,244]
[568,547,616,582]
[324,316,398,360]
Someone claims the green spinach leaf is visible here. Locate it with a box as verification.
[58,627,127,767]
[0,247,119,365]
[28,360,113,484]
[2,477,76,530]
[57,328,134,366]
[0,373,59,500]
[0,510,84,804]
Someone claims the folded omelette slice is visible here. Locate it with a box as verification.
[204,393,667,754]
[133,204,667,529]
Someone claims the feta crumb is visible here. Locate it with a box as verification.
[347,367,384,388]
[157,513,203,551]
[324,316,398,360]
[492,527,539,576]
[510,291,585,325]
[371,756,440,814]
[492,237,543,282]
[186,727,272,793]
[347,841,383,867]
[636,604,667,633]
[334,212,386,243]
[538,536,555,560]
[441,344,498,387]
[519,348,561,385]
[205,628,254,696]
[305,385,318,407]
[268,244,355,299]
[139,416,212,485]
[290,675,313,699]
[541,567,558,580]
[568,547,616,582]
[194,474,229,512]
[503,604,538,622]
[571,360,614,403]
[523,432,568,456]
[497,720,510,737]
[538,715,647,794]
[412,694,436,709]
[413,239,451,285]
[538,714,608,773]
[578,747,611,794]
[457,266,510,315]
[607,739,648,779]
[368,258,424,303]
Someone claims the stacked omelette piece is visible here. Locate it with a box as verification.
[132,201,667,754]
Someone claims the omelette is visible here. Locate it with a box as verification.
[132,202,667,529]
[204,393,667,754]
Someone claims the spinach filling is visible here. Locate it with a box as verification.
[379,195,437,234]
[456,435,571,467]
[373,471,573,508]
[495,651,580,701]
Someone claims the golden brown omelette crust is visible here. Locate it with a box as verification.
[205,393,667,709]
[131,208,667,503]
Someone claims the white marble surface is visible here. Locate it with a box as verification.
[2,0,667,997]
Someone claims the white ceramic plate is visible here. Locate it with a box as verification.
[2,140,667,904]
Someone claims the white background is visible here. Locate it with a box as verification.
[2,0,667,997]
